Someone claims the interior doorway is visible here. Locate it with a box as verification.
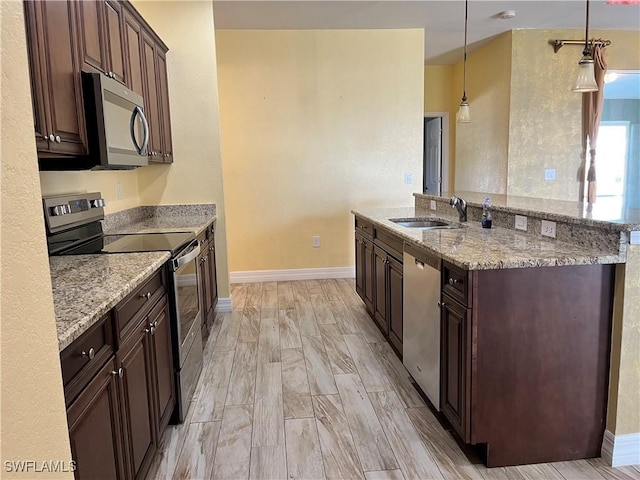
[423,112,449,195]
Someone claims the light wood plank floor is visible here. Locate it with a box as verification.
[148,279,639,480]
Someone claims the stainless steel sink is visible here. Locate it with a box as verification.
[389,218,456,229]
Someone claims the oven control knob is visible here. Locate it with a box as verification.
[51,204,70,216]
[90,198,106,208]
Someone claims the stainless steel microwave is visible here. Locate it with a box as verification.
[82,72,149,169]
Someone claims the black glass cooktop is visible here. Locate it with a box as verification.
[61,232,195,256]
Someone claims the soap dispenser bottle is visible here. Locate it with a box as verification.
[482,196,492,229]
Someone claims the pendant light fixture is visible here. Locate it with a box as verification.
[457,0,471,123]
[572,0,599,92]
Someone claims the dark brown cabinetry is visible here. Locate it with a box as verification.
[438,261,615,467]
[354,216,403,356]
[24,0,88,156]
[67,358,126,480]
[118,319,156,480]
[75,0,126,83]
[354,221,374,314]
[25,0,173,167]
[439,293,470,442]
[197,222,219,339]
[62,268,175,480]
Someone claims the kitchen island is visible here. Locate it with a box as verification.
[351,193,634,467]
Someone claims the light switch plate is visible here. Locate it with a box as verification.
[541,220,556,238]
[312,236,320,248]
[515,215,527,231]
[630,231,640,245]
[430,200,437,211]
[404,172,413,185]
[545,169,556,181]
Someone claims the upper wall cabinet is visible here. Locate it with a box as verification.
[75,0,127,84]
[24,0,88,156]
[25,0,173,167]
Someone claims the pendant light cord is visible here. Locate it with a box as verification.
[462,0,468,101]
[583,0,590,56]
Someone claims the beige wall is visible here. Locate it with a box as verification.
[507,29,640,201]
[132,0,230,298]
[1,2,73,477]
[216,29,424,273]
[40,170,140,214]
[454,31,512,194]
[424,65,455,192]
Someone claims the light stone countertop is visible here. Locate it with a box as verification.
[352,207,625,270]
[102,204,216,236]
[51,252,170,352]
[104,215,216,236]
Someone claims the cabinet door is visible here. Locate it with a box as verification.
[156,49,173,163]
[123,10,143,96]
[24,1,51,151]
[355,232,365,301]
[440,295,471,442]
[75,0,107,74]
[208,239,218,311]
[373,246,388,334]
[119,323,156,480]
[148,298,175,435]
[387,255,403,355]
[104,0,126,83]
[141,32,162,162]
[26,0,88,156]
[199,246,213,325]
[67,359,126,480]
[362,237,375,314]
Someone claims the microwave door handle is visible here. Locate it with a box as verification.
[130,106,149,155]
[172,242,201,271]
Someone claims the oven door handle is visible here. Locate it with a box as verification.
[171,241,200,271]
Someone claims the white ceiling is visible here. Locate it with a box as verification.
[212,1,640,64]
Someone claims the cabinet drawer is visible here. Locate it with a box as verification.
[375,229,403,262]
[355,217,374,239]
[61,314,115,405]
[442,262,470,307]
[114,269,166,339]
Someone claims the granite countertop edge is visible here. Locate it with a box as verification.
[352,207,625,270]
[53,252,171,352]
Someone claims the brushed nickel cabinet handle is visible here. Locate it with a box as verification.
[81,348,95,360]
[437,301,446,308]
[111,368,123,378]
[448,277,459,285]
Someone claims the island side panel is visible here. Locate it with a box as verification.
[472,264,614,467]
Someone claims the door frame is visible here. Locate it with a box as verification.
[424,112,450,194]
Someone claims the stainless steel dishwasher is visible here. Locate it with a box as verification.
[403,244,441,410]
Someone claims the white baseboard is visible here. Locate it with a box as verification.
[230,267,355,283]
[214,296,232,313]
[602,429,640,467]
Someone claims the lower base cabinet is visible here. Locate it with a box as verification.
[63,269,175,480]
[354,217,404,356]
[67,359,126,480]
[197,222,218,341]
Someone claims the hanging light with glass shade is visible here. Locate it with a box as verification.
[572,0,599,92]
[457,0,471,123]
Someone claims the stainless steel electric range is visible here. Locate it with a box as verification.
[44,192,202,423]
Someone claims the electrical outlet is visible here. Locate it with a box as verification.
[545,168,556,181]
[430,200,437,211]
[515,215,528,231]
[116,182,123,200]
[630,231,640,245]
[404,172,413,185]
[312,236,320,248]
[541,220,556,238]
